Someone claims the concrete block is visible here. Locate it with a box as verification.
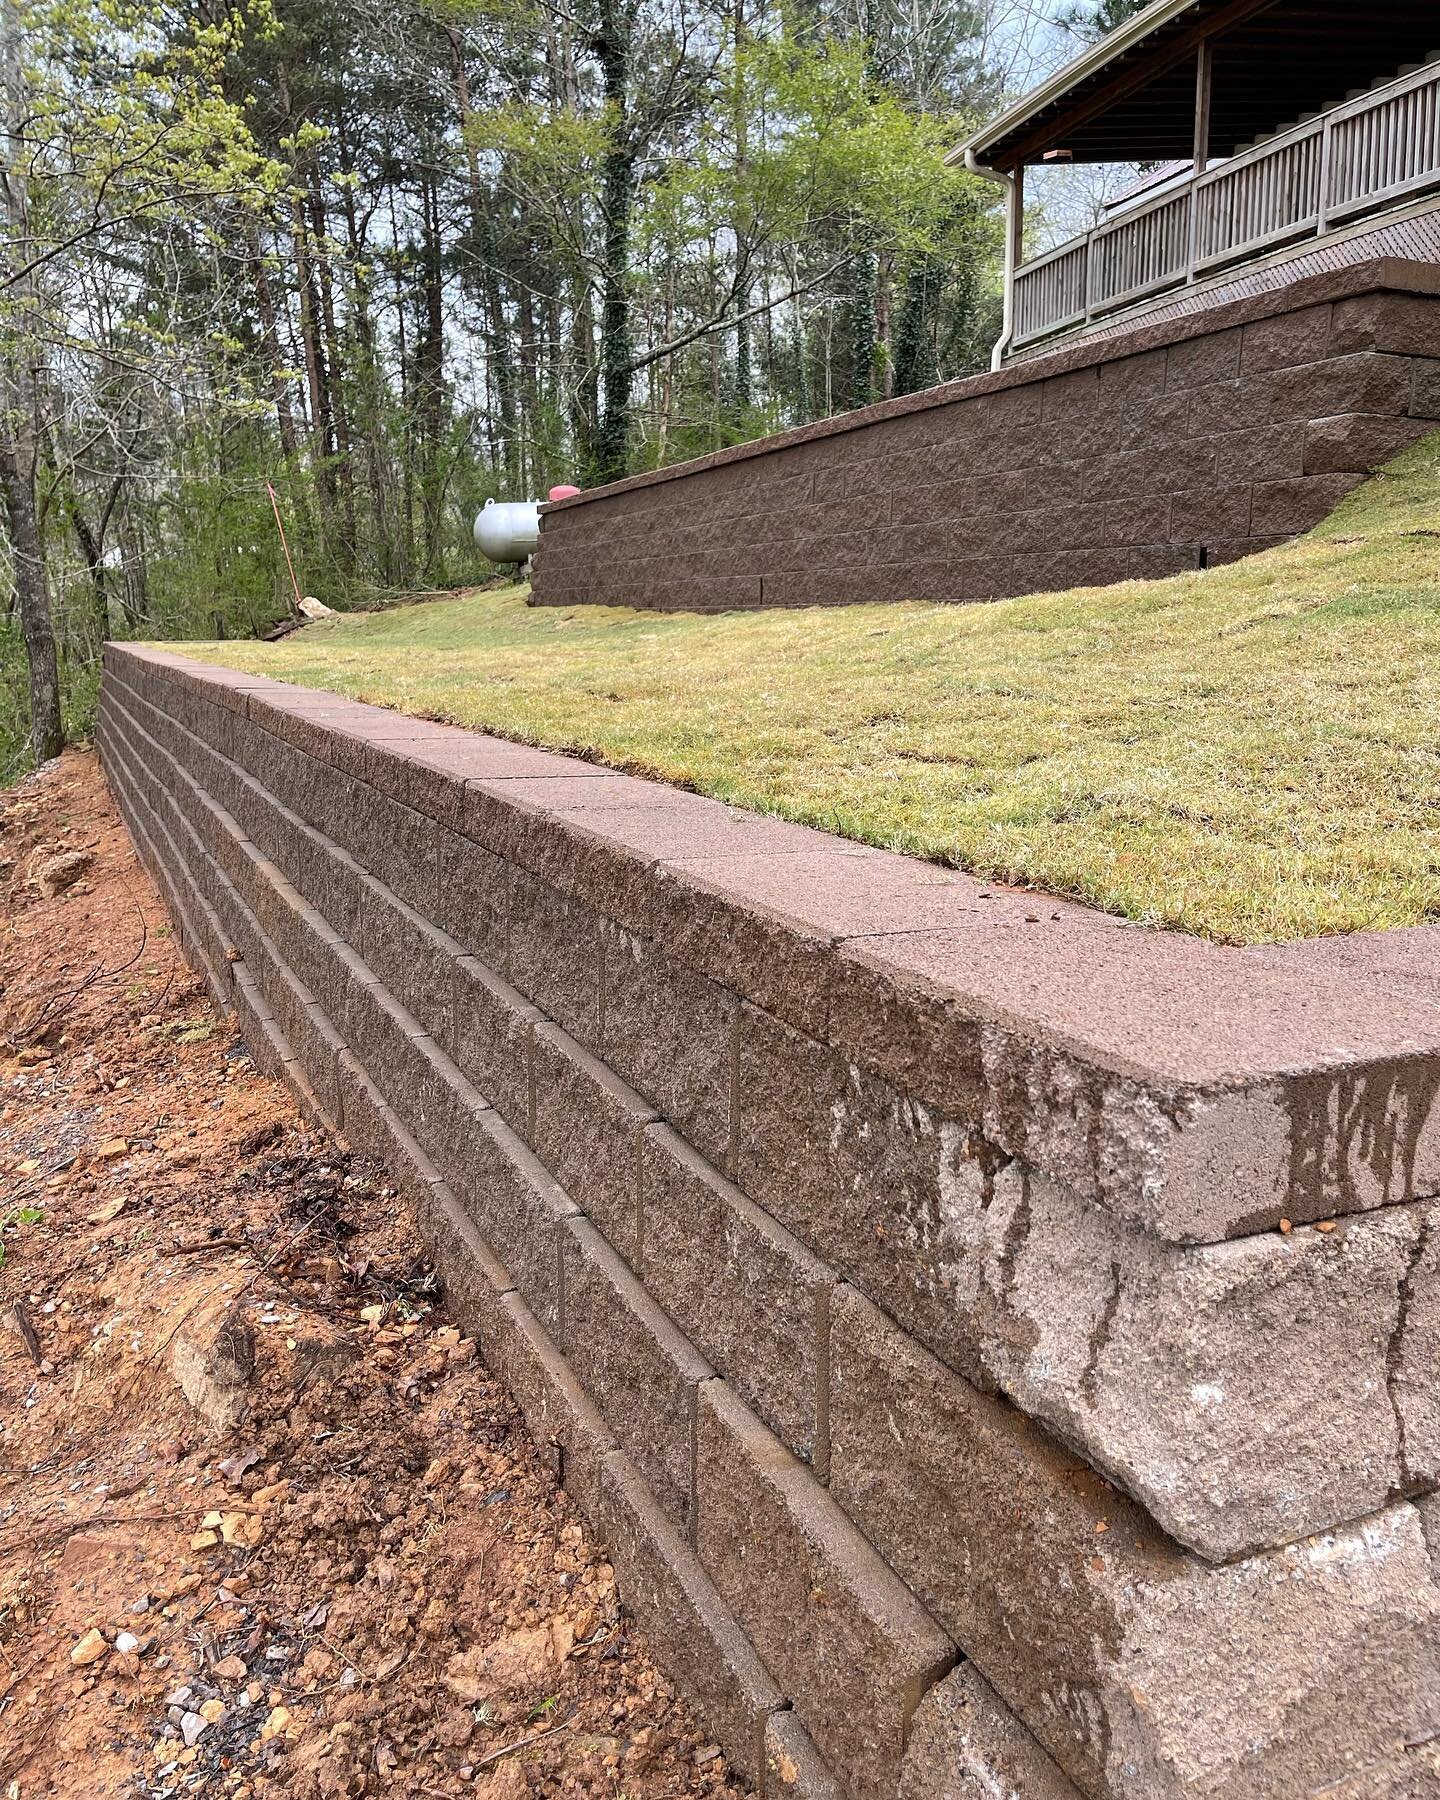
[828,1282,1440,1800]
[899,1666,1081,1800]
[733,1002,982,1383]
[413,1177,512,1355]
[597,1449,783,1788]
[485,1288,615,1521]
[532,1023,653,1266]
[434,822,511,971]
[559,1216,711,1531]
[1269,351,1414,421]
[764,1711,844,1800]
[448,953,538,1134]
[1165,326,1242,389]
[508,866,601,1045]
[1251,472,1367,535]
[1240,302,1333,373]
[360,884,459,1042]
[641,1123,833,1468]
[1330,291,1440,360]
[447,1110,576,1330]
[694,1380,955,1800]
[601,922,737,1170]
[1304,412,1432,475]
[1167,483,1254,544]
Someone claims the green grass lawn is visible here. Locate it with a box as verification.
[180,435,1440,944]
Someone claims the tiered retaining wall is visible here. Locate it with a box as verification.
[530,259,1440,611]
[98,645,1440,1799]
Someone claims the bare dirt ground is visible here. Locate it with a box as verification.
[0,748,744,1800]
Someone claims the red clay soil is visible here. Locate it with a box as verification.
[0,748,745,1800]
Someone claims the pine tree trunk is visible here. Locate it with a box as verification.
[307,173,357,560]
[447,25,519,490]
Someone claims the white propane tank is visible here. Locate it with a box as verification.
[474,497,541,564]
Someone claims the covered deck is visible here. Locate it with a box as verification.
[953,0,1440,361]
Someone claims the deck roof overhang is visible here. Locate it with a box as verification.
[952,0,1440,170]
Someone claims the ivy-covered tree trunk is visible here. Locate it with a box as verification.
[592,0,638,484]
[893,257,939,396]
[1,0,61,763]
[850,249,876,409]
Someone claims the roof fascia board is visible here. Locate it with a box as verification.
[949,0,1277,169]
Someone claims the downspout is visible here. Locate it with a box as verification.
[965,148,1018,372]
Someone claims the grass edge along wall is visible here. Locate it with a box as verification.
[97,642,1440,1800]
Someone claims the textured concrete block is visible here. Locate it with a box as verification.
[408,1035,494,1178]
[1304,412,1432,475]
[641,1123,833,1468]
[447,1110,576,1329]
[828,1282,1440,1800]
[509,867,601,1044]
[351,783,438,917]
[1269,351,1414,421]
[695,1380,954,1800]
[937,1159,1440,1560]
[764,1711,844,1800]
[448,953,538,1133]
[559,1217,711,1531]
[601,922,737,1169]
[414,1177,512,1356]
[1166,326,1242,389]
[485,1289,615,1520]
[899,1666,1081,1800]
[360,884,459,1042]
[434,822,511,971]
[597,1450,783,1788]
[532,1024,653,1266]
[1251,472,1367,535]
[342,962,430,1115]
[1168,483,1253,543]
[734,1003,980,1383]
[1240,302,1333,374]
[1331,292,1440,360]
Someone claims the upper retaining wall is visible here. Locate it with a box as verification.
[98,645,1440,1800]
[530,259,1440,611]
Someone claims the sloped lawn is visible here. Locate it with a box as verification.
[180,435,1440,943]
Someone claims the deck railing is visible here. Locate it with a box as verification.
[1012,58,1440,349]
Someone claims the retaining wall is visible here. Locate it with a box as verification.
[98,645,1440,1799]
[529,258,1440,611]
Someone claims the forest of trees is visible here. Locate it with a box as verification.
[0,0,1144,775]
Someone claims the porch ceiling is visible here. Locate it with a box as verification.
[956,0,1440,170]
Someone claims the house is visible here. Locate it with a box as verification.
[953,0,1440,363]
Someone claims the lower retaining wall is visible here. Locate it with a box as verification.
[530,259,1440,611]
[98,645,1440,1799]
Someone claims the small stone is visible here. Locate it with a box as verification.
[190,1530,219,1551]
[180,1712,209,1747]
[200,1699,227,1725]
[220,1511,263,1548]
[95,1137,128,1161]
[214,1655,248,1682]
[113,1630,142,1655]
[261,1705,291,1741]
[37,851,92,898]
[70,1628,107,1666]
[358,1304,385,1326]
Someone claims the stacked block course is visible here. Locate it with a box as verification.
[530,260,1440,611]
[99,645,1440,1799]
